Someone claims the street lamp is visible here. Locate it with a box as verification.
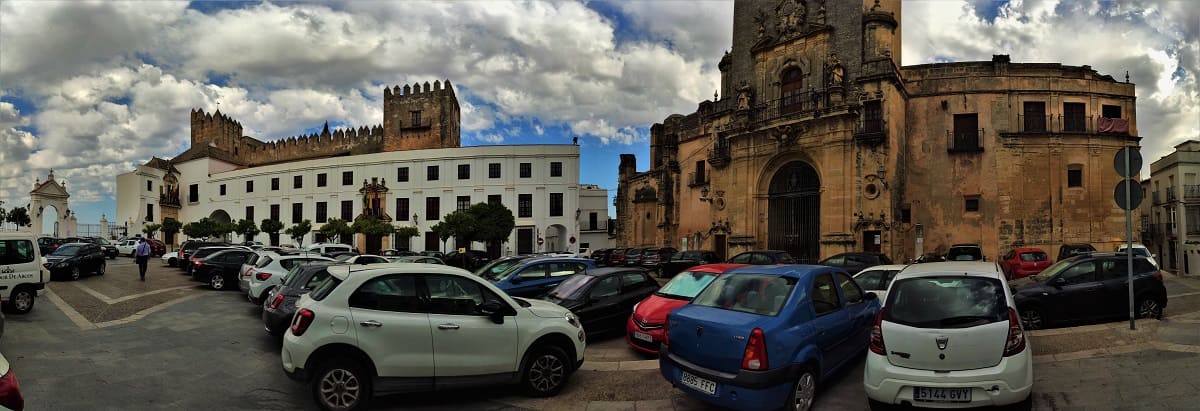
[413,213,420,226]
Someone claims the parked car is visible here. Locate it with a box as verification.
[1116,243,1157,268]
[44,242,107,281]
[623,247,648,266]
[945,243,985,261]
[851,264,905,302]
[147,238,166,256]
[261,261,341,336]
[1057,243,1096,261]
[484,257,595,298]
[420,250,445,259]
[727,250,798,265]
[177,241,228,271]
[1,232,47,314]
[385,256,445,264]
[0,351,24,411]
[247,255,337,304]
[590,249,610,266]
[661,265,880,410]
[658,250,722,278]
[626,264,748,354]
[333,254,389,265]
[638,247,678,274]
[116,239,139,257]
[543,268,660,336]
[1011,253,1166,330]
[184,246,238,276]
[443,249,492,271]
[37,236,60,256]
[819,252,892,274]
[62,237,118,259]
[474,255,536,279]
[281,264,585,410]
[303,243,355,258]
[192,249,258,290]
[1000,248,1052,280]
[380,249,418,257]
[864,261,1032,410]
[161,253,175,267]
[607,247,627,266]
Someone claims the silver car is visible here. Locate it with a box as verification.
[245,255,334,304]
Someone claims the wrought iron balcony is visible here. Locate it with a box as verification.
[854,118,887,145]
[707,138,731,168]
[1153,191,1162,205]
[1167,187,1177,202]
[947,129,985,153]
[748,91,834,127]
[159,194,181,207]
[1185,185,1200,201]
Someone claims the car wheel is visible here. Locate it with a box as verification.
[1136,298,1164,319]
[70,266,81,281]
[129,251,136,258]
[97,261,106,275]
[6,286,35,314]
[311,358,372,411]
[785,367,817,411]
[521,345,570,397]
[1019,306,1045,330]
[209,273,226,290]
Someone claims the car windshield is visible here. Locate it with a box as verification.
[670,251,700,262]
[475,258,522,280]
[1019,252,1048,262]
[946,247,983,261]
[1031,259,1075,281]
[51,245,81,256]
[656,270,720,300]
[692,274,797,316]
[548,275,596,300]
[884,276,1006,329]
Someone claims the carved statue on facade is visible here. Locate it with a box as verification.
[829,53,844,85]
[816,0,826,25]
[754,7,770,39]
[774,0,807,36]
[736,82,753,111]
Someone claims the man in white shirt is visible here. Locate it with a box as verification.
[135,238,151,281]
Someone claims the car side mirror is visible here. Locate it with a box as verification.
[864,292,878,301]
[510,276,525,284]
[479,300,506,324]
[1051,277,1067,286]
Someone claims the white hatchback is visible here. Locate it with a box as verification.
[864,262,1032,410]
[246,255,335,304]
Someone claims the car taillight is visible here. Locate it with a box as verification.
[741,328,768,370]
[0,369,24,411]
[194,260,203,267]
[1154,271,1164,282]
[1003,307,1026,357]
[243,269,255,278]
[291,308,315,336]
[270,293,286,310]
[869,308,887,355]
[256,271,271,281]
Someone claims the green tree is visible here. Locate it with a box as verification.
[441,210,478,249]
[284,220,313,247]
[318,218,354,243]
[161,217,182,248]
[351,216,393,237]
[261,219,285,246]
[0,207,7,229]
[235,219,260,243]
[393,226,420,251]
[182,218,216,239]
[142,223,162,238]
[430,221,451,253]
[6,207,30,228]
[467,202,515,255]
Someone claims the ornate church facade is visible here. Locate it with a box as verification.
[616,0,1140,263]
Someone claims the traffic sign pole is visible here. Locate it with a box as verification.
[1125,148,1135,331]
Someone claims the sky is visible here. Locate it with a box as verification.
[0,0,1197,234]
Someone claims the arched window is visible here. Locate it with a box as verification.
[781,67,804,114]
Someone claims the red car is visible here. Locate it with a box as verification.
[1001,247,1052,279]
[626,263,749,354]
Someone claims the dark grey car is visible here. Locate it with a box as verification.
[261,261,343,336]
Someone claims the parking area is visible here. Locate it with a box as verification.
[3,260,1200,410]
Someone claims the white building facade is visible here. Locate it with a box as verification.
[577,184,614,254]
[1146,140,1200,275]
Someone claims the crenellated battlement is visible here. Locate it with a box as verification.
[190,109,244,149]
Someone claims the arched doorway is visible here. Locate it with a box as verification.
[41,205,59,237]
[30,170,73,237]
[545,224,567,252]
[768,161,820,263]
[210,210,232,242]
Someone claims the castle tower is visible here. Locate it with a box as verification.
[382,79,461,151]
[190,109,244,149]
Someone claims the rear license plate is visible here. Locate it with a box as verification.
[680,371,717,395]
[633,332,653,343]
[914,387,972,403]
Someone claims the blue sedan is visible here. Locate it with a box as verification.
[660,265,880,411]
[482,256,595,298]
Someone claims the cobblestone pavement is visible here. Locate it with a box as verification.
[3,261,1198,410]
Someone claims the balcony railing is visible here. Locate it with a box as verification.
[1016,114,1051,133]
[748,90,835,127]
[159,194,181,207]
[687,171,708,187]
[1189,220,1200,236]
[707,138,731,168]
[1185,185,1200,201]
[854,118,887,145]
[947,129,985,153]
[1008,114,1130,135]
[1167,187,1178,202]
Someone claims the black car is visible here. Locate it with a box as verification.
[62,237,118,259]
[818,252,892,274]
[473,255,535,279]
[37,236,61,256]
[658,250,722,278]
[262,262,343,336]
[44,243,107,280]
[192,249,257,290]
[1058,243,1097,261]
[1012,253,1167,330]
[728,250,798,265]
[178,241,229,271]
[184,246,237,276]
[945,243,985,261]
[639,247,679,274]
[443,250,492,271]
[590,249,610,266]
[543,268,660,335]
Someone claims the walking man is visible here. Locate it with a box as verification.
[135,238,151,281]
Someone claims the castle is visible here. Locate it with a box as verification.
[181,80,461,166]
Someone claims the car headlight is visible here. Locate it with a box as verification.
[632,302,640,313]
[565,312,579,328]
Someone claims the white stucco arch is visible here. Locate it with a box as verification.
[29,170,75,237]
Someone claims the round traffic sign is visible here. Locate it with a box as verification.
[1114,178,1143,211]
[1114,147,1143,178]
[569,236,576,244]
[537,238,544,245]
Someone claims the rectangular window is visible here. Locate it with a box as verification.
[457,195,471,211]
[342,171,353,186]
[488,194,501,205]
[951,113,981,152]
[964,196,981,213]
[695,160,706,185]
[146,204,154,222]
[1063,102,1086,132]
[341,200,353,221]
[146,180,152,192]
[458,164,470,180]
[396,198,410,221]
[520,163,532,178]
[550,162,563,177]
[292,203,303,224]
[589,212,598,231]
[1068,165,1083,188]
[270,204,281,221]
[489,163,501,179]
[316,202,328,223]
[188,184,199,203]
[1023,101,1046,132]
[271,178,280,191]
[863,100,883,133]
[292,175,302,189]
[427,165,439,181]
[1102,104,1122,119]
[549,193,564,217]
[219,184,226,196]
[411,111,422,126]
[397,167,409,182]
[518,194,533,218]
[317,173,327,187]
[245,206,254,222]
[246,180,254,193]
[426,197,440,221]
[900,205,911,224]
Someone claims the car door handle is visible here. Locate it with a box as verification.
[359,320,383,327]
[437,323,460,330]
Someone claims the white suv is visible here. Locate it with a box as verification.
[282,263,586,411]
[246,255,335,304]
[864,262,1032,409]
[0,232,47,314]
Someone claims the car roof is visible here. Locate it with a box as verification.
[686,263,751,273]
[582,267,648,277]
[891,261,1003,281]
[1011,247,1046,253]
[327,263,472,281]
[853,264,907,274]
[724,264,842,279]
[523,256,592,264]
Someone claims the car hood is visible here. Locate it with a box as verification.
[632,294,688,325]
[45,255,74,262]
[1009,276,1047,294]
[522,298,572,319]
